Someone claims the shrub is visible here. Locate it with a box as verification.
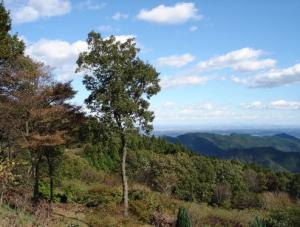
[266,206,300,227]
[212,183,232,207]
[250,217,266,227]
[176,207,192,227]
[130,200,153,222]
[232,192,263,209]
[87,184,121,207]
[261,192,292,210]
[60,179,89,203]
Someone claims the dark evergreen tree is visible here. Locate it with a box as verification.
[176,207,192,227]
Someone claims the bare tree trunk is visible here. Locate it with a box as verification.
[46,152,54,203]
[121,133,128,216]
[33,159,40,203]
[32,154,41,205]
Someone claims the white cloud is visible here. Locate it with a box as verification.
[237,63,300,88]
[112,35,136,43]
[241,100,300,110]
[189,26,198,32]
[157,54,195,68]
[196,48,276,72]
[160,75,209,89]
[78,0,106,10]
[14,0,71,24]
[153,102,234,122]
[241,101,265,109]
[26,39,88,80]
[25,35,137,80]
[112,12,128,20]
[270,100,300,110]
[231,63,300,88]
[137,2,202,24]
[153,100,300,125]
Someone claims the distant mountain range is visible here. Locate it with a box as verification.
[164,133,300,172]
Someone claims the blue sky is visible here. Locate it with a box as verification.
[5,0,300,129]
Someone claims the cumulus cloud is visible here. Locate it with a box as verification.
[25,34,137,80]
[241,100,300,110]
[26,39,88,80]
[153,102,235,123]
[156,54,195,68]
[112,12,128,20]
[137,2,202,24]
[13,0,71,24]
[235,63,300,88]
[113,35,136,43]
[240,101,265,109]
[160,75,209,89]
[270,100,300,110]
[196,48,276,72]
[153,100,300,125]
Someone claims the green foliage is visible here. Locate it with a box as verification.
[176,207,192,227]
[0,2,25,66]
[76,31,160,134]
[84,143,119,172]
[130,194,161,223]
[127,148,250,204]
[250,217,266,227]
[87,184,122,207]
[266,206,300,227]
[166,133,300,172]
[232,192,263,209]
[289,174,300,199]
[128,135,188,154]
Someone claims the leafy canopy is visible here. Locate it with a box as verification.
[76,31,160,133]
[0,2,25,67]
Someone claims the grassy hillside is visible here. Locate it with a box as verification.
[2,146,300,227]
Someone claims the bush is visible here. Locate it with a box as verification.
[232,192,263,209]
[176,207,192,227]
[130,200,153,222]
[211,183,232,207]
[60,179,89,203]
[250,217,266,227]
[261,192,292,210]
[87,184,121,207]
[266,206,300,227]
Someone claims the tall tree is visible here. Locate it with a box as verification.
[1,58,80,202]
[0,1,25,160]
[0,1,82,204]
[16,66,79,203]
[76,31,160,216]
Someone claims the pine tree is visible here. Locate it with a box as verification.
[176,207,192,227]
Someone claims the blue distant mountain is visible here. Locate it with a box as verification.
[164,132,300,172]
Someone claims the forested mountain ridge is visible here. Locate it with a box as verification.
[165,132,300,172]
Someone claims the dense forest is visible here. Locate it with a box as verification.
[165,133,300,172]
[1,3,300,227]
